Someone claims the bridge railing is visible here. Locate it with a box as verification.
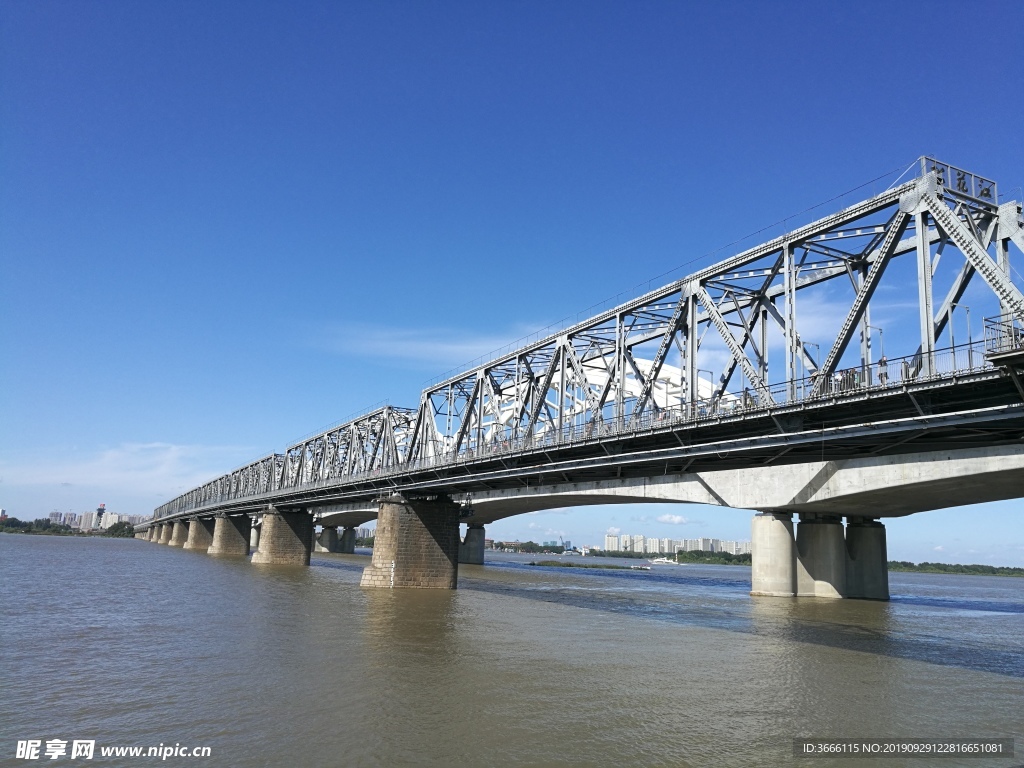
[985,313,1024,355]
[286,339,994,488]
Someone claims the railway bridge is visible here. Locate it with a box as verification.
[138,158,1024,599]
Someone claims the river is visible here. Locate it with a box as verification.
[1,535,1021,767]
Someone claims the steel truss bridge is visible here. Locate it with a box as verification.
[150,158,1024,526]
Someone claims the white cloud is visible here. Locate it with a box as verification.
[933,545,945,551]
[605,526,621,535]
[527,521,566,537]
[657,513,690,525]
[0,442,253,499]
[318,322,543,370]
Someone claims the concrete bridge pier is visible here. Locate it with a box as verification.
[183,517,215,552]
[145,527,156,542]
[750,512,796,597]
[315,526,340,553]
[339,527,357,554]
[459,524,486,565]
[751,512,890,600]
[159,523,174,545]
[251,507,313,566]
[796,514,847,598]
[169,520,189,547]
[208,514,251,556]
[845,518,889,600]
[250,519,261,551]
[360,494,460,588]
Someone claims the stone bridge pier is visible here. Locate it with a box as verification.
[208,514,251,557]
[360,494,460,588]
[251,506,314,566]
[169,520,189,547]
[751,512,888,600]
[183,517,215,552]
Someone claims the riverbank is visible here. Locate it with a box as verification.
[888,561,1024,577]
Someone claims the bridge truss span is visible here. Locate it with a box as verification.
[151,158,1024,523]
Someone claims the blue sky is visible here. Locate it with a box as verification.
[2,1,1022,564]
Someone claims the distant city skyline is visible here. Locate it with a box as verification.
[40,509,149,530]
[602,533,750,556]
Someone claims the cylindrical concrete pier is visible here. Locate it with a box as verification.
[339,527,357,554]
[251,508,314,566]
[183,517,216,552]
[360,494,460,588]
[315,526,340,553]
[250,522,261,550]
[845,518,889,600]
[208,514,251,556]
[169,520,188,547]
[750,512,796,597]
[796,515,847,598]
[459,524,486,565]
[159,523,173,545]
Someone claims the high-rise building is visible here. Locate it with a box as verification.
[100,513,122,529]
[660,538,672,553]
[79,512,96,530]
[632,534,644,552]
[619,534,632,551]
[48,512,63,523]
[645,538,661,554]
[604,534,619,551]
[63,512,79,526]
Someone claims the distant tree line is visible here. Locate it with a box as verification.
[0,517,137,537]
[104,521,136,538]
[888,561,1024,577]
[676,550,752,565]
[0,518,75,535]
[355,536,375,547]
[590,549,652,559]
[493,541,565,554]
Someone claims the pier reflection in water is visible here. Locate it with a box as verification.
[1,537,1021,768]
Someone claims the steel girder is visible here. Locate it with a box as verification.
[153,157,1024,521]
